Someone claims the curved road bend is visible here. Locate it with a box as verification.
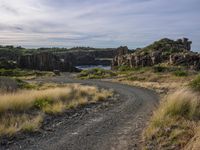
[6,76,159,150]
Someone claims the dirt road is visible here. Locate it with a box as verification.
[2,75,158,150]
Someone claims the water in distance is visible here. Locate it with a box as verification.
[76,65,111,70]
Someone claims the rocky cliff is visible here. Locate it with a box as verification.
[112,38,200,70]
[0,46,120,71]
[17,49,119,71]
[18,52,77,72]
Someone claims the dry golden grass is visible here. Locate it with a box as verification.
[184,125,200,150]
[111,69,196,95]
[0,87,72,113]
[109,68,199,149]
[42,102,65,114]
[0,84,113,136]
[144,88,200,149]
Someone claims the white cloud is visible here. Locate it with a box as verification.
[0,0,199,50]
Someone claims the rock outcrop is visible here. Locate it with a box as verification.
[18,52,77,72]
[169,52,200,70]
[112,38,200,70]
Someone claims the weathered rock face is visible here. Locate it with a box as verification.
[111,46,130,69]
[55,49,118,66]
[18,52,77,72]
[112,52,159,68]
[112,38,200,70]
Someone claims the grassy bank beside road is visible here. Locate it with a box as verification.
[0,84,113,137]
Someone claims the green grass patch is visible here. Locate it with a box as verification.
[34,97,53,109]
[173,70,188,77]
[117,65,133,72]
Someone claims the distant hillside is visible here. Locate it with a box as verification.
[0,45,114,56]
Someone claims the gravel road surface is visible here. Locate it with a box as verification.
[1,75,158,150]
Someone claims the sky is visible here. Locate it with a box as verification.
[0,0,200,50]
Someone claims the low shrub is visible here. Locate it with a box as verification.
[34,97,53,109]
[189,75,200,91]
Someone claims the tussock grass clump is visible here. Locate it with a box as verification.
[158,89,200,119]
[0,113,43,136]
[0,84,113,136]
[144,88,200,149]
